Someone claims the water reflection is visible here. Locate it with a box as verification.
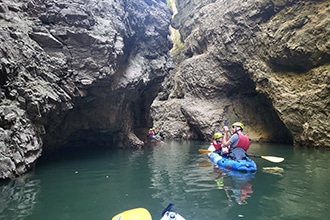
[212,167,254,205]
[1,142,330,220]
[259,148,330,219]
[262,166,284,176]
[0,176,40,220]
[148,141,192,205]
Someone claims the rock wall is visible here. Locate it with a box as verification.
[1,0,329,179]
[152,0,329,147]
[0,0,172,179]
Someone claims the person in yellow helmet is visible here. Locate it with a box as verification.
[208,132,224,154]
[222,122,250,160]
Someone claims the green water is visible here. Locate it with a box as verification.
[1,141,330,220]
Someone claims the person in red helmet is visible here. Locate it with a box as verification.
[222,122,250,160]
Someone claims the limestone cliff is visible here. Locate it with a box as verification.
[0,0,172,179]
[152,0,329,147]
[1,0,329,180]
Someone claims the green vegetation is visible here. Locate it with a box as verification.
[166,0,184,52]
[170,28,183,52]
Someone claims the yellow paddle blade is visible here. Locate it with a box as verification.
[198,149,212,154]
[261,156,285,163]
[112,208,152,220]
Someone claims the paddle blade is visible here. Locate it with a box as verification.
[198,149,212,154]
[261,156,284,163]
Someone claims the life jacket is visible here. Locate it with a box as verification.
[236,133,250,151]
[212,140,222,150]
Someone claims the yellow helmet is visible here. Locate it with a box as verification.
[214,132,223,139]
[232,122,244,130]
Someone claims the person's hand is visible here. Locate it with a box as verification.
[223,126,229,132]
[222,147,229,154]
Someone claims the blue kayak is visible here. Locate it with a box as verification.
[208,152,257,172]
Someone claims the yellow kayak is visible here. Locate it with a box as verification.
[112,203,186,220]
[112,207,152,220]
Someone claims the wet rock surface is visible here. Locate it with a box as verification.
[152,0,329,147]
[0,0,172,179]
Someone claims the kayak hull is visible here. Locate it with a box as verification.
[208,152,257,172]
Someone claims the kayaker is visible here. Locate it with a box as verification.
[222,122,250,160]
[148,128,156,139]
[208,132,224,154]
[148,127,164,143]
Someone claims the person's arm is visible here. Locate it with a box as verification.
[222,125,231,147]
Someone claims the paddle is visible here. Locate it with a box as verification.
[161,203,174,217]
[198,149,213,154]
[248,155,284,163]
[198,149,284,163]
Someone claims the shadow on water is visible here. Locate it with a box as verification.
[0,141,120,220]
